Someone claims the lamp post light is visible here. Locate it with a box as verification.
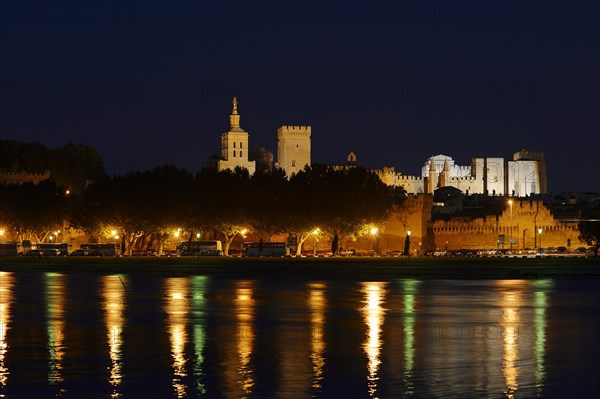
[312,228,321,257]
[370,227,379,256]
[404,229,411,257]
[538,227,543,253]
[508,199,514,252]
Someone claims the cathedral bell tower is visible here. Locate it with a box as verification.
[217,97,256,175]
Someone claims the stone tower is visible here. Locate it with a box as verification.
[217,97,256,175]
[426,157,438,194]
[276,125,311,177]
[439,158,451,188]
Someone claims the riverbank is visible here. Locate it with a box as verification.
[1,256,599,279]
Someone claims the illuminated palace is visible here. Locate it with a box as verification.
[208,98,585,253]
[212,97,311,178]
[374,150,547,197]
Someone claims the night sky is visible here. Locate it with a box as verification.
[2,0,599,192]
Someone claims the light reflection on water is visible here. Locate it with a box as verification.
[360,282,388,399]
[235,280,255,398]
[102,275,127,398]
[165,277,191,398]
[309,282,326,394]
[46,272,65,390]
[0,272,594,398]
[0,272,13,388]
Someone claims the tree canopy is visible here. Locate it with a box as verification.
[1,163,402,255]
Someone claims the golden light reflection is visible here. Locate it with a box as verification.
[401,279,420,395]
[236,281,255,397]
[46,273,65,386]
[102,275,127,398]
[309,282,327,391]
[361,282,388,399]
[533,279,552,397]
[498,281,525,399]
[0,272,14,388]
[165,277,190,398]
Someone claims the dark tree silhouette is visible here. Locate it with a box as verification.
[578,220,600,257]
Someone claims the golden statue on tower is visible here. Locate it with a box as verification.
[232,97,238,114]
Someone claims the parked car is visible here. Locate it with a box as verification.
[69,249,89,256]
[25,249,44,256]
[573,247,588,253]
[42,249,61,256]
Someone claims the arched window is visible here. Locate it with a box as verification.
[240,151,243,158]
[233,150,236,157]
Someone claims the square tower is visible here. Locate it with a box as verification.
[277,125,311,177]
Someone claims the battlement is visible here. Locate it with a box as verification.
[397,175,424,181]
[0,170,51,185]
[277,125,311,137]
[513,149,545,161]
[448,176,477,182]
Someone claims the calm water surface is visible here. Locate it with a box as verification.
[1,271,599,398]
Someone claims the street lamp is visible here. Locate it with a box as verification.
[312,228,321,256]
[404,229,411,257]
[538,227,543,252]
[508,199,514,252]
[370,227,378,255]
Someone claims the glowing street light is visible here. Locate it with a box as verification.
[508,199,514,251]
[538,227,543,252]
[196,232,201,239]
[312,228,321,256]
[404,229,412,256]
[370,226,379,256]
[0,229,4,237]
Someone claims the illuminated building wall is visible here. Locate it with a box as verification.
[429,199,583,251]
[373,150,546,196]
[276,125,311,177]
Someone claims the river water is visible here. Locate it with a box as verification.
[0,271,599,398]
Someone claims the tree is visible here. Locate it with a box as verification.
[0,180,68,243]
[209,168,252,256]
[578,221,600,257]
[287,164,397,255]
[331,233,339,256]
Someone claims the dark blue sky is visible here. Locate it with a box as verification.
[2,0,599,192]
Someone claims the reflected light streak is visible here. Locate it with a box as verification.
[236,281,255,397]
[166,278,190,398]
[361,282,388,399]
[46,273,65,386]
[498,281,524,399]
[309,282,327,391]
[533,280,552,397]
[0,272,14,388]
[402,279,420,396]
[102,275,127,398]
[192,276,208,395]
